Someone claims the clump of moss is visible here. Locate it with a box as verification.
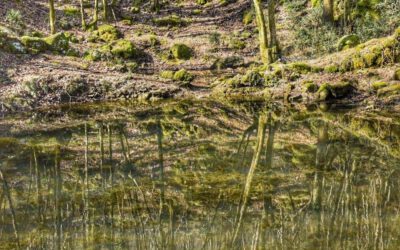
[393,68,400,80]
[211,56,244,70]
[243,10,254,25]
[153,15,186,27]
[64,6,80,16]
[160,69,194,84]
[241,70,264,86]
[20,36,49,53]
[377,83,400,97]
[287,62,313,74]
[0,31,26,53]
[149,35,160,47]
[170,43,193,60]
[228,37,245,50]
[317,81,355,101]
[337,34,360,51]
[303,81,318,93]
[110,39,138,59]
[372,81,388,91]
[91,24,122,42]
[43,32,70,53]
[324,65,339,73]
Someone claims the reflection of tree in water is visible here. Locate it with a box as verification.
[0,101,399,249]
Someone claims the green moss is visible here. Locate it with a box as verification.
[317,81,354,100]
[20,36,49,53]
[287,62,313,74]
[303,81,318,93]
[170,43,193,60]
[394,68,400,80]
[377,83,400,97]
[337,34,360,51]
[241,70,264,87]
[43,32,70,53]
[153,15,186,27]
[192,9,202,15]
[371,81,388,91]
[0,31,26,53]
[93,25,122,42]
[211,56,244,70]
[160,70,175,79]
[64,6,80,16]
[173,69,194,83]
[109,39,138,59]
[324,65,339,73]
[228,38,245,50]
[243,10,254,25]
[149,35,160,47]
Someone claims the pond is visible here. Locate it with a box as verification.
[0,100,399,249]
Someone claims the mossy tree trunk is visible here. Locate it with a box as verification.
[49,0,56,34]
[80,0,87,30]
[267,0,279,63]
[323,0,334,23]
[102,0,109,21]
[152,0,160,13]
[93,0,99,29]
[253,0,270,64]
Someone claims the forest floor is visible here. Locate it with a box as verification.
[0,0,399,112]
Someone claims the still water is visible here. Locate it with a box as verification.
[0,100,399,249]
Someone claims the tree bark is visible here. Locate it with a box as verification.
[93,0,99,29]
[80,0,87,29]
[49,0,56,34]
[267,0,279,63]
[253,0,270,64]
[102,0,109,21]
[323,0,334,23]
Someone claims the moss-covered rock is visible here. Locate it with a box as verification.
[170,43,193,60]
[173,69,194,83]
[110,39,138,59]
[372,81,388,91]
[394,68,400,80]
[0,31,26,53]
[241,70,264,87]
[303,81,318,93]
[324,65,339,73]
[160,69,194,85]
[43,32,70,53]
[153,15,186,27]
[92,24,122,42]
[317,81,354,101]
[377,83,400,97]
[20,36,49,53]
[337,34,360,51]
[211,56,244,70]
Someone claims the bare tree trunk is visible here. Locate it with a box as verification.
[80,0,87,29]
[323,0,334,23]
[49,0,56,34]
[253,0,270,64]
[267,0,279,62]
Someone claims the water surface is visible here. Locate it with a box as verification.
[0,100,399,249]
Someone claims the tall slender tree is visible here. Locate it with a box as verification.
[267,0,279,62]
[49,0,56,34]
[102,0,109,21]
[80,0,87,29]
[323,0,334,23]
[93,0,99,29]
[253,0,270,64]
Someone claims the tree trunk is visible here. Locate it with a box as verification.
[102,0,109,21]
[253,0,270,64]
[93,0,99,29]
[49,0,56,34]
[80,0,87,29]
[267,0,279,63]
[153,0,160,13]
[323,0,334,23]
